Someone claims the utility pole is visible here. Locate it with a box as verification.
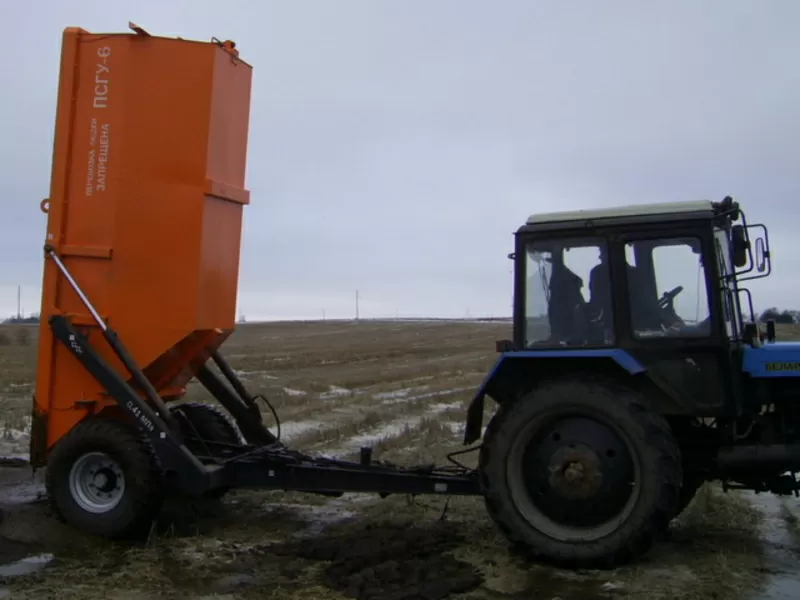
[355,289,360,321]
[16,286,20,320]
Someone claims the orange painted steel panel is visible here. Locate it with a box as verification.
[32,26,252,462]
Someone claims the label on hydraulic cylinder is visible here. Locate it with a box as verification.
[125,400,155,432]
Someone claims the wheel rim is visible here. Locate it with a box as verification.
[68,452,126,514]
[506,412,642,542]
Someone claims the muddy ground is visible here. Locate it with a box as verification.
[0,320,797,599]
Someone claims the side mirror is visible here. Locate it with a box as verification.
[731,225,749,268]
[766,319,776,342]
[755,237,768,273]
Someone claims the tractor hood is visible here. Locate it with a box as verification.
[742,342,800,377]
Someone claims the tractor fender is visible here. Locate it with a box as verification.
[463,349,646,445]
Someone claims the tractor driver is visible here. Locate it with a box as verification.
[588,246,647,339]
[588,246,614,333]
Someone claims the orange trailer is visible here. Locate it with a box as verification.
[32,24,479,540]
[33,24,253,464]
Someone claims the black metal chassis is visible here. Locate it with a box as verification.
[45,313,481,500]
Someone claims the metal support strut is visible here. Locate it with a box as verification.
[45,245,181,434]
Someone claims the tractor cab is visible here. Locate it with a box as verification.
[464,196,774,428]
[511,196,770,353]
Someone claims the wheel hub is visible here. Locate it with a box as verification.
[547,445,603,500]
[69,452,126,514]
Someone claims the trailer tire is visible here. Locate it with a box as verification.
[171,402,244,453]
[45,417,163,540]
[170,402,243,498]
[479,375,681,568]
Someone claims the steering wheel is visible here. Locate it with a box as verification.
[657,286,683,310]
[654,286,685,331]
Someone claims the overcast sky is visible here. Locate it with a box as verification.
[2,1,799,320]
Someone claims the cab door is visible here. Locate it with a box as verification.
[611,227,736,416]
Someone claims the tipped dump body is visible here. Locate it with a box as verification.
[33,26,253,455]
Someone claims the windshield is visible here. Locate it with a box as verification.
[523,234,716,346]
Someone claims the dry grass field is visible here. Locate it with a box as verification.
[0,320,795,599]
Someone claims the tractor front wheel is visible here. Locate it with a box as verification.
[45,417,164,539]
[479,376,682,568]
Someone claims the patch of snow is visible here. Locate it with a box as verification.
[282,387,307,397]
[405,375,436,383]
[233,369,278,380]
[0,418,32,461]
[380,386,473,406]
[279,420,325,441]
[319,401,463,457]
[443,421,464,435]
[346,421,416,449]
[427,401,461,413]
[373,388,413,400]
[320,385,352,400]
[0,554,53,577]
[373,385,434,401]
[602,582,625,592]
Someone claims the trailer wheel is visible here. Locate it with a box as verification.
[171,402,244,455]
[170,402,243,498]
[479,375,681,568]
[45,417,163,539]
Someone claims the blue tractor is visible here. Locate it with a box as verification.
[467,195,786,567]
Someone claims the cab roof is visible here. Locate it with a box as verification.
[526,199,715,226]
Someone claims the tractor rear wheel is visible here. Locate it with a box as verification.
[479,376,682,568]
[170,402,243,498]
[45,417,164,539]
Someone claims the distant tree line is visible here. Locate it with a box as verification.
[2,314,40,324]
[760,307,799,324]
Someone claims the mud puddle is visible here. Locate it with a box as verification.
[0,464,54,597]
[478,569,622,599]
[0,465,44,506]
[747,492,800,600]
[269,521,483,600]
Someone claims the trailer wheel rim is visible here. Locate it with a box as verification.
[506,412,641,542]
[68,452,126,514]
